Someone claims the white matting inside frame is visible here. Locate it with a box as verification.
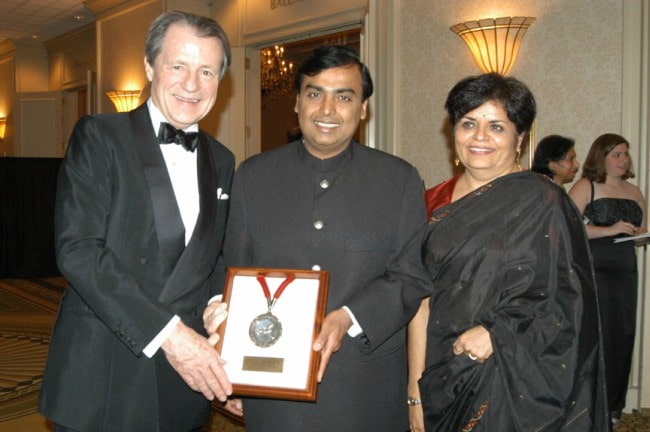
[221,274,320,390]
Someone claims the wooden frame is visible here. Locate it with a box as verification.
[216,267,329,401]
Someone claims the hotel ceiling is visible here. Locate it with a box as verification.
[0,0,94,45]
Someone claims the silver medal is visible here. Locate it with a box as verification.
[249,312,283,348]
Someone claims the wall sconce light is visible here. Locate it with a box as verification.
[450,17,535,76]
[0,117,6,141]
[106,90,142,112]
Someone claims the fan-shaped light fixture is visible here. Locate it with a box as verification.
[106,90,142,112]
[0,117,6,141]
[450,17,535,76]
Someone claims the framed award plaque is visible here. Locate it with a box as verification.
[216,267,329,401]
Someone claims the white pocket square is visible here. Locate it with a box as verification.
[217,188,229,200]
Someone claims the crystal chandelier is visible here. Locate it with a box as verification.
[261,45,294,98]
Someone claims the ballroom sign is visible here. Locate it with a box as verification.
[243,0,366,44]
[270,0,305,9]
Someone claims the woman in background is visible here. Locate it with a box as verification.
[569,133,647,429]
[406,73,608,432]
[531,134,580,186]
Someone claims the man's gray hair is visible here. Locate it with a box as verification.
[145,11,231,80]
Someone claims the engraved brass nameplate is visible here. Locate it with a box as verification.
[242,356,284,373]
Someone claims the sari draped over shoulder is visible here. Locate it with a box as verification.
[418,171,609,431]
[425,175,459,215]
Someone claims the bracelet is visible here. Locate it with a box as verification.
[407,396,421,406]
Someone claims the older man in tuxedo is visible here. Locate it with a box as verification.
[39,11,234,432]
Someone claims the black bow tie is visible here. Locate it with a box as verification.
[158,122,199,152]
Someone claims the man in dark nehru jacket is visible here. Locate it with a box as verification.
[39,11,234,432]
[218,45,431,431]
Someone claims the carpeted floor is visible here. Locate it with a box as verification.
[0,277,244,432]
[0,278,60,425]
[1,278,650,431]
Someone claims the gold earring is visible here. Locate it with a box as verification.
[454,157,460,167]
[516,149,522,170]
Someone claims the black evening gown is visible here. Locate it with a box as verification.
[584,197,643,413]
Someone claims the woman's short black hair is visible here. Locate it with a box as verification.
[294,45,374,101]
[444,72,536,134]
[531,135,575,176]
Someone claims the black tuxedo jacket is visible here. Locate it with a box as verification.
[39,104,234,431]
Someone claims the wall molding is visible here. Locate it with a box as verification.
[622,0,649,411]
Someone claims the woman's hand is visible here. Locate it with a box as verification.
[453,325,493,362]
[408,399,425,432]
[407,298,428,432]
[606,220,639,237]
[634,227,649,247]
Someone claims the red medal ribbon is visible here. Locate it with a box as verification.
[256,273,296,309]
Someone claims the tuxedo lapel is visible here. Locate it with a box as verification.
[129,106,186,274]
[159,133,224,304]
[128,106,226,305]
[191,134,220,246]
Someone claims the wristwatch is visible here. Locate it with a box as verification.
[407,396,421,406]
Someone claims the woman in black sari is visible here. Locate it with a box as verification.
[405,73,609,431]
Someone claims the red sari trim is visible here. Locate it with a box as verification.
[424,175,459,215]
[461,399,489,432]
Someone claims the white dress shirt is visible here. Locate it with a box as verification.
[143,99,200,357]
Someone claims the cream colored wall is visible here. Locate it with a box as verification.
[0,40,50,156]
[13,42,49,93]
[46,24,96,91]
[398,0,623,189]
[94,0,161,114]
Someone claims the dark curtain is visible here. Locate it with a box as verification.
[0,157,62,278]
